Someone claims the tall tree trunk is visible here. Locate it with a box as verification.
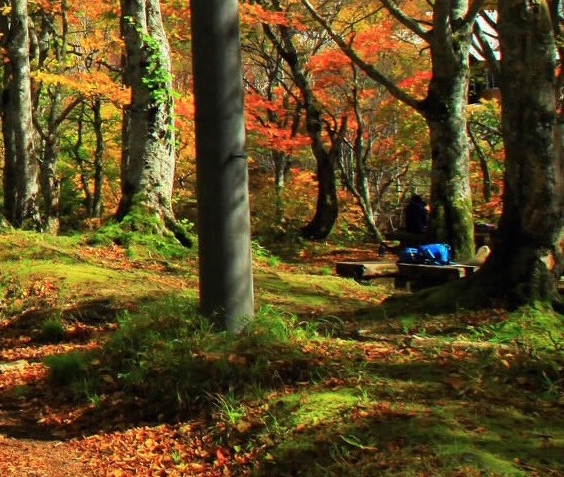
[191,0,255,332]
[117,0,189,244]
[38,129,61,233]
[416,1,475,260]
[32,1,75,234]
[74,100,104,218]
[336,66,385,242]
[272,149,291,223]
[1,0,40,229]
[300,140,339,240]
[423,73,474,259]
[475,0,564,306]
[91,99,104,218]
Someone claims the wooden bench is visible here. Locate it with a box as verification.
[335,261,398,280]
[395,262,478,291]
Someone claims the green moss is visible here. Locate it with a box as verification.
[85,211,193,260]
[274,390,361,428]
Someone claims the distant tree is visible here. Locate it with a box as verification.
[71,99,105,219]
[190,0,255,332]
[241,25,307,223]
[252,0,346,240]
[0,0,41,229]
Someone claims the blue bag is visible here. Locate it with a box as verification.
[398,247,422,263]
[418,243,451,265]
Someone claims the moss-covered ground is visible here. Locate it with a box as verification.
[0,230,562,476]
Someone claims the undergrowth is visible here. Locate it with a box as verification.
[43,292,564,476]
[32,232,564,477]
[46,299,339,419]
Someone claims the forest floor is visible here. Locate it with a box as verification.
[0,232,562,476]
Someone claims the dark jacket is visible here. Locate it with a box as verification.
[405,195,428,233]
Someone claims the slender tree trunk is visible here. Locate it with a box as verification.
[475,0,564,306]
[272,149,291,223]
[74,103,93,215]
[336,67,385,242]
[74,101,103,218]
[39,129,61,233]
[91,99,104,218]
[32,1,73,234]
[191,0,255,332]
[468,126,492,203]
[261,8,341,240]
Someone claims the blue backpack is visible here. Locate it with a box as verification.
[419,243,451,265]
[398,243,451,265]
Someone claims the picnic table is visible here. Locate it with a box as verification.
[334,259,478,290]
[394,262,479,291]
[335,261,398,280]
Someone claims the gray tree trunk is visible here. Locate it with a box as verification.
[423,4,475,259]
[32,1,79,234]
[475,0,564,306]
[190,0,255,332]
[73,100,104,218]
[117,0,178,232]
[1,0,40,229]
[272,149,292,223]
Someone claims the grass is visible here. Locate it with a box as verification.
[0,229,561,476]
[39,318,67,343]
[50,299,564,476]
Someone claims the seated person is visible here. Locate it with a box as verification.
[404,194,429,233]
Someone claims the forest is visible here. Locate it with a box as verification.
[0,0,562,476]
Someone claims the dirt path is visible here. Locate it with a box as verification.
[0,437,91,477]
[0,363,92,476]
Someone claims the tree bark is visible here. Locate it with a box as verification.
[423,62,474,259]
[117,0,188,244]
[474,0,564,306]
[403,0,477,260]
[73,100,104,218]
[31,1,75,234]
[0,0,40,229]
[191,0,255,332]
[272,149,292,223]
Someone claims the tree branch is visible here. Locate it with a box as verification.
[301,0,424,113]
[379,0,430,40]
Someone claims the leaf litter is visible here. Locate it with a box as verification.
[0,238,562,476]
